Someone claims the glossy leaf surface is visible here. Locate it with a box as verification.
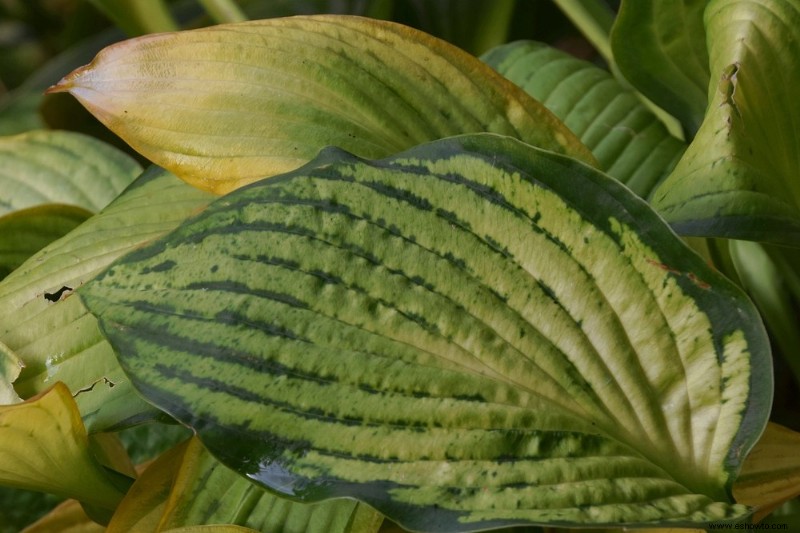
[108,437,383,533]
[482,40,685,198]
[82,134,771,529]
[48,15,594,194]
[649,0,800,246]
[0,167,214,431]
[610,0,709,136]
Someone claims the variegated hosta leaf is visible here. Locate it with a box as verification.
[46,15,595,194]
[107,436,383,533]
[610,0,710,136]
[81,134,772,529]
[649,0,800,246]
[0,166,214,431]
[0,130,141,216]
[481,40,686,199]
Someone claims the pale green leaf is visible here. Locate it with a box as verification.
[0,167,214,431]
[82,134,771,529]
[47,15,595,194]
[0,130,141,216]
[610,0,710,136]
[649,0,800,246]
[482,40,686,198]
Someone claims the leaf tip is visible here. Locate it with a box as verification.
[44,63,92,95]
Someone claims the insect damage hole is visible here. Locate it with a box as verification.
[43,286,73,302]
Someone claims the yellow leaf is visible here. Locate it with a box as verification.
[734,422,800,521]
[162,527,260,533]
[0,382,129,510]
[20,499,105,533]
[0,339,23,404]
[106,439,190,533]
[47,15,594,194]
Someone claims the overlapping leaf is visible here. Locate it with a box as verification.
[0,130,142,276]
[108,436,383,533]
[0,167,214,431]
[649,0,800,246]
[46,15,595,194]
[82,134,771,529]
[0,204,90,279]
[21,499,105,533]
[0,130,140,216]
[0,383,130,511]
[733,423,800,521]
[482,40,685,198]
[610,0,709,136]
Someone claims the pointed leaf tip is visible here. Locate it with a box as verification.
[50,15,594,194]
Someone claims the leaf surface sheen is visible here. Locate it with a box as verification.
[81,134,771,530]
[48,15,594,194]
[108,436,383,533]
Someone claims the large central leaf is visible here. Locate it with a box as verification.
[81,134,771,530]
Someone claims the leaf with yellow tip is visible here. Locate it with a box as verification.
[734,422,800,522]
[47,15,594,194]
[0,382,130,511]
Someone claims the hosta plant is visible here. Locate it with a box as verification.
[1,0,799,531]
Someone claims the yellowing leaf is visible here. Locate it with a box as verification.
[0,382,129,511]
[0,339,23,404]
[162,527,260,533]
[734,422,800,522]
[108,436,383,533]
[47,15,594,194]
[20,499,105,533]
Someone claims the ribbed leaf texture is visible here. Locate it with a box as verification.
[482,40,685,199]
[82,134,772,530]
